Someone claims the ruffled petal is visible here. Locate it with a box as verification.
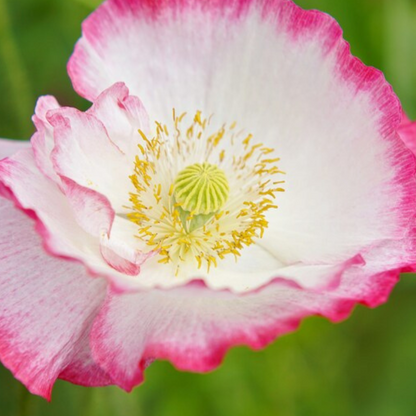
[31,96,61,182]
[0,147,133,285]
[88,82,150,155]
[90,255,361,392]
[59,176,115,237]
[48,106,131,213]
[24,86,158,282]
[100,232,148,276]
[0,196,111,399]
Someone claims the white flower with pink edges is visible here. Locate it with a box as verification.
[0,0,416,399]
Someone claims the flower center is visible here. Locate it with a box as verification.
[173,162,229,215]
[128,110,285,275]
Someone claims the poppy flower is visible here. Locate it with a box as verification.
[0,0,415,399]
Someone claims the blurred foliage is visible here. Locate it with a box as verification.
[0,0,416,415]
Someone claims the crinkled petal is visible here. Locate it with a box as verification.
[99,214,155,278]
[88,82,150,155]
[0,196,111,399]
[60,176,115,237]
[100,232,149,276]
[48,106,130,213]
[90,255,362,392]
[24,87,156,283]
[31,96,62,182]
[0,148,135,286]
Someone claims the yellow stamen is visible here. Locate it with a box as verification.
[128,110,285,274]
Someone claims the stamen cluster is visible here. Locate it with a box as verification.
[129,111,285,274]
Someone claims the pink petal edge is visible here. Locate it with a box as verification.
[0,193,112,400]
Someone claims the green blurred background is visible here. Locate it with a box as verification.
[1,0,416,415]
